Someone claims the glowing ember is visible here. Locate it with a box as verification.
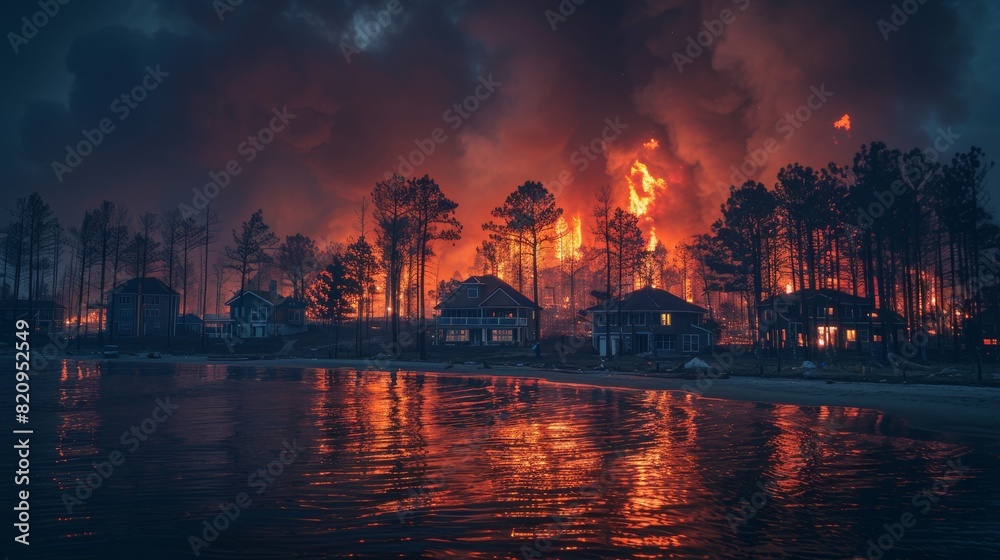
[643,138,659,150]
[627,160,666,217]
[833,114,851,131]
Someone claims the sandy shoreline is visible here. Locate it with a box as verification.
[82,355,1000,439]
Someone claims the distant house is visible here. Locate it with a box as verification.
[757,288,905,353]
[968,305,1000,353]
[434,275,540,345]
[584,286,711,357]
[106,278,180,337]
[176,314,203,336]
[0,299,67,332]
[224,288,307,338]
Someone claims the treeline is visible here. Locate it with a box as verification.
[3,140,995,362]
[706,143,997,361]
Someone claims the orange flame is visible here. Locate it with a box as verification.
[627,160,666,217]
[643,138,659,150]
[647,227,659,252]
[833,114,851,131]
[556,215,583,262]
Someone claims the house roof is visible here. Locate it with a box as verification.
[112,277,179,296]
[177,313,203,324]
[225,289,305,308]
[585,286,707,314]
[0,299,66,310]
[435,275,541,310]
[758,288,870,308]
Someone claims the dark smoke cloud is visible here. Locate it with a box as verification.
[0,0,995,276]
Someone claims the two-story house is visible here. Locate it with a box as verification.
[757,288,906,354]
[585,286,712,357]
[225,287,307,338]
[106,277,180,337]
[434,275,540,345]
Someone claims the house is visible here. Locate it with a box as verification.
[224,287,307,338]
[967,305,1000,353]
[434,275,540,345]
[757,288,906,354]
[584,286,712,357]
[0,299,67,332]
[106,277,180,337]
[176,314,203,336]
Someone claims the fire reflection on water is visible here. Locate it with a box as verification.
[35,362,991,559]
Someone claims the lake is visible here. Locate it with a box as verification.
[17,361,1000,558]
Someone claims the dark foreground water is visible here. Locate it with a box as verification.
[6,361,1000,559]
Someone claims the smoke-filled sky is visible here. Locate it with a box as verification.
[3,0,998,278]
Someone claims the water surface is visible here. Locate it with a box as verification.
[16,361,1000,559]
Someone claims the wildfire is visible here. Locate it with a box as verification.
[643,138,659,150]
[785,282,793,294]
[833,114,851,131]
[647,227,659,252]
[556,215,583,262]
[627,160,666,217]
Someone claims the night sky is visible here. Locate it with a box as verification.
[3,0,998,276]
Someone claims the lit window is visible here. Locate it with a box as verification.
[846,329,857,342]
[492,329,514,342]
[445,330,469,342]
[984,338,998,346]
[660,313,672,326]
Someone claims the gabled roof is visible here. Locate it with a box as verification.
[112,277,179,296]
[585,286,707,314]
[0,299,66,310]
[226,289,282,306]
[758,288,870,308]
[225,289,305,308]
[435,275,541,310]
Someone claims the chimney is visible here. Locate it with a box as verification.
[269,280,278,298]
